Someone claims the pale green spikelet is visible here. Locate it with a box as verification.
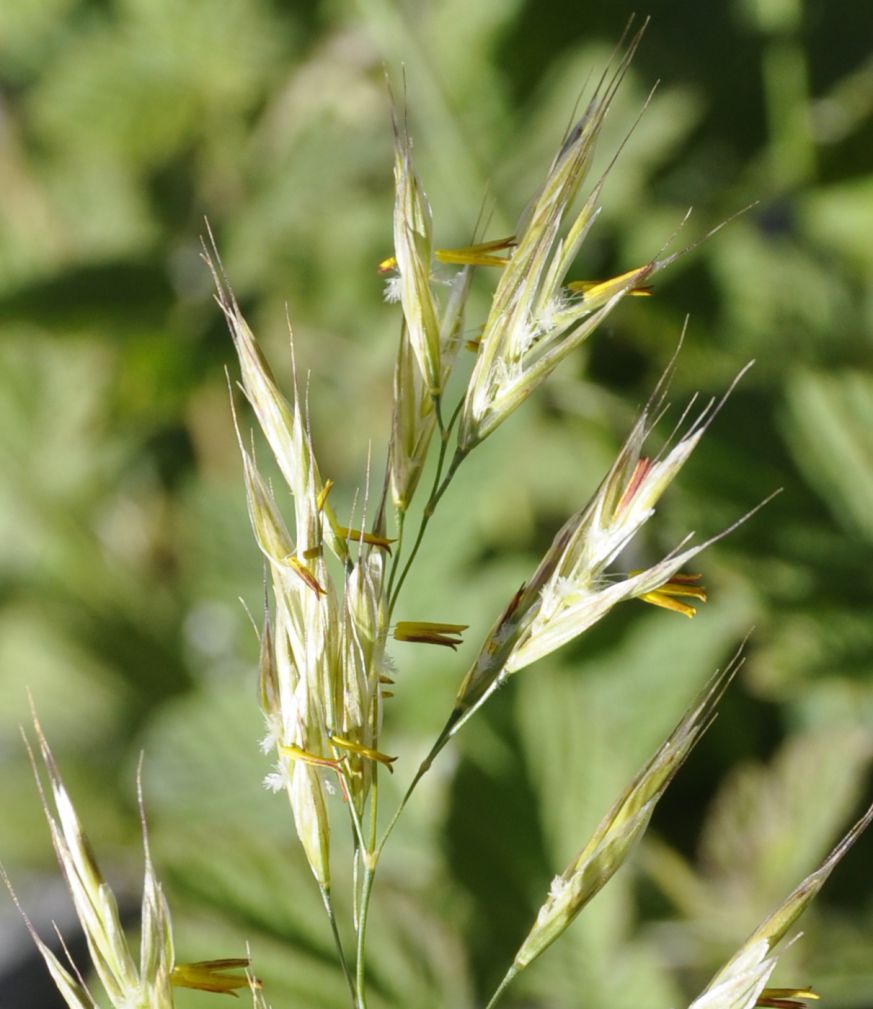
[390,102,443,396]
[389,320,439,513]
[458,25,659,451]
[338,547,391,813]
[510,650,742,973]
[687,803,873,1009]
[441,361,758,743]
[28,721,149,1008]
[204,237,348,564]
[389,265,473,512]
[6,717,254,1009]
[232,389,335,890]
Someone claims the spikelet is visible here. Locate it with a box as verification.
[511,652,741,971]
[458,26,659,451]
[686,804,873,1009]
[3,717,252,1009]
[445,360,758,736]
[389,266,472,512]
[389,319,439,514]
[338,545,390,813]
[390,103,443,396]
[204,236,348,565]
[205,241,339,892]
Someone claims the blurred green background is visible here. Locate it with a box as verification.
[2,0,873,1007]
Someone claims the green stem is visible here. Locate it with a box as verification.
[368,764,380,858]
[377,670,509,859]
[388,446,465,615]
[357,398,468,1001]
[386,508,406,600]
[351,761,382,1008]
[374,762,424,863]
[387,391,466,616]
[320,886,357,1007]
[352,845,361,931]
[354,857,377,1009]
[343,776,369,856]
[483,965,519,1009]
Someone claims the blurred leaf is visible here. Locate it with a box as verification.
[699,729,871,908]
[0,261,174,332]
[802,176,873,273]
[30,0,286,170]
[783,368,873,543]
[515,592,755,863]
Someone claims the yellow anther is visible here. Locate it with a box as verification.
[567,279,653,297]
[756,989,819,1009]
[393,620,469,650]
[279,743,343,771]
[316,479,334,513]
[329,735,398,773]
[566,265,654,303]
[378,236,516,274]
[636,572,708,618]
[336,526,396,551]
[434,235,516,267]
[170,958,257,995]
[281,553,325,595]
